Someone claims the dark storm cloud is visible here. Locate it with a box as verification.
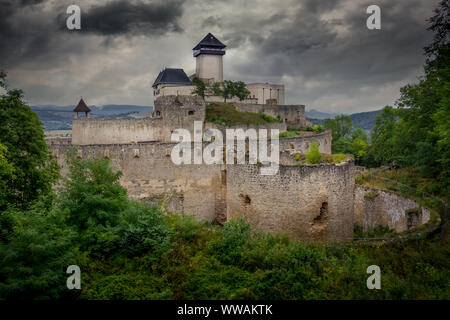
[0,0,51,67]
[0,0,439,112]
[229,0,433,81]
[0,0,186,69]
[59,0,185,36]
[215,0,435,111]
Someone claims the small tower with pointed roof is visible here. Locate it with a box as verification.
[193,33,226,83]
[73,98,91,119]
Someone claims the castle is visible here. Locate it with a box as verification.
[152,33,284,105]
[46,34,432,242]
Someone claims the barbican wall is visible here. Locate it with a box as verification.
[48,128,335,227]
[50,141,225,222]
[204,122,288,139]
[233,103,307,129]
[354,186,431,233]
[72,96,206,145]
[279,130,332,154]
[226,161,355,242]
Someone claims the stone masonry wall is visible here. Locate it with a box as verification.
[72,96,206,145]
[279,130,332,154]
[49,141,224,222]
[72,117,164,145]
[354,186,431,232]
[233,103,307,129]
[226,162,355,241]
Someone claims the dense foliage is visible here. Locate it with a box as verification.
[0,73,59,210]
[324,116,369,164]
[0,154,448,300]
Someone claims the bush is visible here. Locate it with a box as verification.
[208,218,250,265]
[279,130,298,138]
[118,203,173,258]
[0,204,76,299]
[313,125,323,133]
[306,142,321,164]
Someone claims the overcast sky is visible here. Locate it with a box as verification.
[0,0,438,113]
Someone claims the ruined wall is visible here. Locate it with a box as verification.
[233,103,306,129]
[279,130,332,154]
[49,141,224,222]
[354,186,431,233]
[72,96,206,145]
[204,122,287,139]
[226,162,355,241]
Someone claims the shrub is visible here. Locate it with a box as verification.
[208,218,250,265]
[280,130,298,138]
[364,191,379,200]
[313,125,323,133]
[0,204,76,299]
[333,153,346,163]
[118,203,173,258]
[306,142,321,164]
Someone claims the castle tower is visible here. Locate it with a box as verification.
[73,98,91,119]
[193,33,226,83]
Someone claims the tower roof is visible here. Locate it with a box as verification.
[193,33,226,50]
[152,68,192,88]
[73,98,91,112]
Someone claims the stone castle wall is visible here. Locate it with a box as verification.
[233,103,307,129]
[50,141,224,222]
[72,96,206,145]
[354,186,431,232]
[226,162,355,241]
[48,128,336,229]
[49,95,345,241]
[279,130,332,154]
[204,122,288,139]
[72,117,164,145]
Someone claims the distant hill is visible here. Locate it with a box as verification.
[305,109,338,120]
[307,109,382,132]
[32,103,381,133]
[350,110,382,131]
[31,104,153,130]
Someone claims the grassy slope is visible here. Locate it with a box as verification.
[205,102,280,125]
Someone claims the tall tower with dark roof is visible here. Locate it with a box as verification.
[193,33,226,83]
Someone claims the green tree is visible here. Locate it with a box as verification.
[56,156,128,251]
[221,80,235,102]
[211,82,223,97]
[0,72,59,209]
[210,80,250,102]
[191,77,206,99]
[0,203,76,299]
[0,143,15,210]
[232,81,251,101]
[324,115,353,141]
[57,156,173,255]
[366,106,399,166]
